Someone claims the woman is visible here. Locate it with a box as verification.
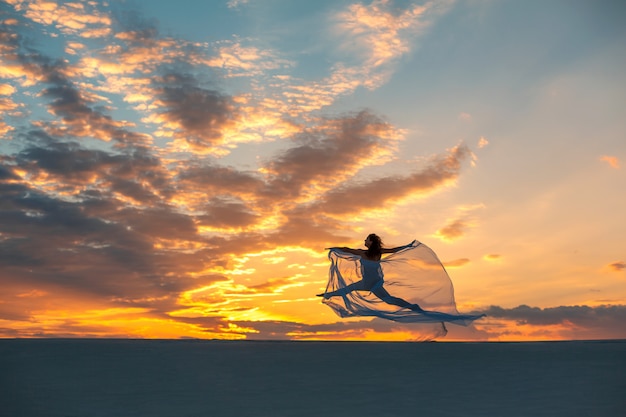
[317,233,424,312]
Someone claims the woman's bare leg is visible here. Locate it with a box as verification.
[317,280,368,299]
[319,282,424,312]
[372,287,424,312]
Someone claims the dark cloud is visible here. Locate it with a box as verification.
[111,206,197,240]
[111,8,160,44]
[309,144,471,215]
[198,197,260,229]
[483,304,626,328]
[28,57,146,145]
[153,72,239,148]
[0,163,19,180]
[0,176,211,308]
[166,315,226,331]
[14,130,172,203]
[608,261,625,272]
[177,163,264,196]
[262,111,396,199]
[18,139,123,179]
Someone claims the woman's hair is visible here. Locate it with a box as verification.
[366,233,383,258]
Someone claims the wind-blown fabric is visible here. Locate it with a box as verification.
[321,240,485,325]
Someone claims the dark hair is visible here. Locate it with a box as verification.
[366,233,383,258]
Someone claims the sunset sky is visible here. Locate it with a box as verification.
[1,0,625,341]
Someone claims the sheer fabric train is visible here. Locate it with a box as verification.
[321,240,485,325]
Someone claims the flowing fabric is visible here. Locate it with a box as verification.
[321,240,485,326]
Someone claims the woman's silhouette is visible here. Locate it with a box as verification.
[317,233,424,312]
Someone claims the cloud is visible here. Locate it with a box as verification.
[483,304,626,327]
[238,0,448,118]
[444,258,470,268]
[197,197,260,229]
[276,65,367,115]
[447,304,626,341]
[313,143,471,216]
[151,72,240,150]
[458,112,471,121]
[17,0,112,38]
[226,0,249,9]
[0,82,16,95]
[607,261,625,272]
[261,111,402,201]
[177,162,265,197]
[0,163,19,180]
[434,203,484,241]
[0,80,20,134]
[15,132,170,202]
[600,155,620,169]
[435,218,469,241]
[336,0,432,68]
[0,29,150,146]
[204,40,292,77]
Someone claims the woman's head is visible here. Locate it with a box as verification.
[365,233,383,256]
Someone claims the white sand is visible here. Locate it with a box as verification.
[1,340,624,417]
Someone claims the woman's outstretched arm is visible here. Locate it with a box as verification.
[327,247,366,256]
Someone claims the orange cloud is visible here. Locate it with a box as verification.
[204,40,292,77]
[0,83,19,134]
[435,218,469,241]
[0,120,13,135]
[434,204,484,241]
[0,82,16,95]
[336,0,431,68]
[600,155,619,169]
[444,258,471,268]
[18,0,112,38]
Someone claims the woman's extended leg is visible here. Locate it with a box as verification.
[372,287,424,312]
[317,280,369,299]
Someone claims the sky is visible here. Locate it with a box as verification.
[0,0,625,341]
